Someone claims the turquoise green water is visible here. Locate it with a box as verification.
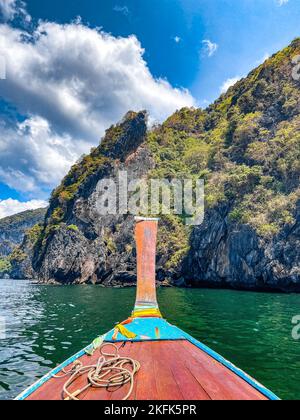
[0,280,299,400]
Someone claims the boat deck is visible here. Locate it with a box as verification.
[26,340,268,401]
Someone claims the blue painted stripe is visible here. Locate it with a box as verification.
[177,328,280,401]
[15,317,280,401]
[14,344,93,400]
[105,318,184,342]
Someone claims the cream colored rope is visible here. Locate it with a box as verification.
[54,343,140,401]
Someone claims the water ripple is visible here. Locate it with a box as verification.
[0,280,300,400]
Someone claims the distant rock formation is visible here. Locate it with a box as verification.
[0,209,46,278]
[0,209,46,257]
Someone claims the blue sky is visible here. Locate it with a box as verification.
[26,0,300,103]
[0,0,299,217]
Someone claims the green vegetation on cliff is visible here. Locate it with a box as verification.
[0,209,47,278]
[0,258,11,276]
[13,39,300,287]
[0,208,46,230]
[34,111,147,262]
[147,38,300,239]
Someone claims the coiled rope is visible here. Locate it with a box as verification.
[54,343,140,401]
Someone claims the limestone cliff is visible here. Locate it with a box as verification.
[0,209,46,278]
[12,39,300,291]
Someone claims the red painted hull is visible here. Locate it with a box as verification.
[26,340,268,401]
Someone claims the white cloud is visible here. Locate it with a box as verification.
[199,99,210,108]
[113,5,130,16]
[0,20,196,198]
[255,53,270,66]
[0,0,17,20]
[0,198,48,219]
[220,76,241,94]
[202,39,218,57]
[0,116,85,196]
[277,0,289,6]
[0,0,30,22]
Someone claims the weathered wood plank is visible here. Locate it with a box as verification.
[26,340,268,401]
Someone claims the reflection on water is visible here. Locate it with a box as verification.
[0,280,299,400]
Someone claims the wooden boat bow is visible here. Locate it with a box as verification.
[133,217,162,319]
[16,218,280,401]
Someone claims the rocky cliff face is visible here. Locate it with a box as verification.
[0,209,46,257]
[31,111,151,284]
[0,209,46,278]
[184,203,300,291]
[12,40,300,291]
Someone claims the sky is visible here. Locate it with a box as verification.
[0,0,299,218]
